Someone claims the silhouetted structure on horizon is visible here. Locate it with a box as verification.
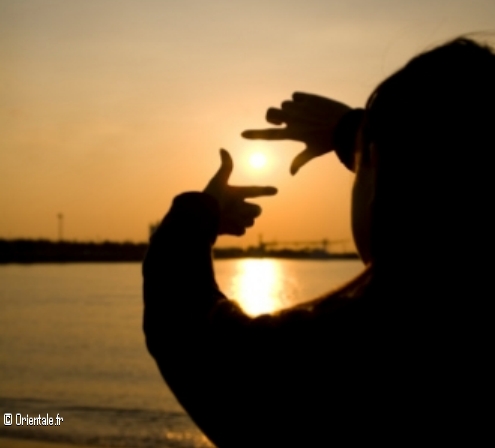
[0,238,358,263]
[0,239,148,263]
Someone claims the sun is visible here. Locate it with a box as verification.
[249,152,267,170]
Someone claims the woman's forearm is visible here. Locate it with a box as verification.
[142,192,226,354]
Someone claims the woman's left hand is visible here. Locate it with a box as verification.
[242,92,351,175]
[204,149,277,236]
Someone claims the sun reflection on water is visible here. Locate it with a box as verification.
[230,259,292,316]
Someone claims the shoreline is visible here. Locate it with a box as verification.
[0,239,358,263]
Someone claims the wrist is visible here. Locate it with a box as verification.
[158,192,221,245]
[333,108,365,172]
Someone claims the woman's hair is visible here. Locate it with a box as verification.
[364,37,495,295]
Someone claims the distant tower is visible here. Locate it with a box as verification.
[258,234,266,253]
[322,238,329,252]
[57,213,64,241]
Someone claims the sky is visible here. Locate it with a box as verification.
[1,0,493,248]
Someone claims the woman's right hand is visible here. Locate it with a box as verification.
[204,149,277,236]
[242,92,351,175]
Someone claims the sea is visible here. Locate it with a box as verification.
[0,259,363,447]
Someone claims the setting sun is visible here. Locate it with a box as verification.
[249,152,267,169]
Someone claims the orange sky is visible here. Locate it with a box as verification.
[1,0,493,247]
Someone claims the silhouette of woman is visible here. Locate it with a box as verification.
[143,37,494,447]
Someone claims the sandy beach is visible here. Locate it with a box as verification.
[0,438,92,448]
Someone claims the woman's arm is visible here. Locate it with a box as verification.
[142,190,369,446]
[143,149,277,343]
[142,147,369,446]
[142,151,285,446]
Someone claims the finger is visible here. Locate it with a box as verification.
[228,207,258,228]
[234,227,246,236]
[281,100,299,114]
[292,91,328,103]
[231,185,278,198]
[282,99,333,124]
[280,101,319,121]
[290,148,320,175]
[241,128,291,140]
[240,202,262,218]
[244,217,255,228]
[292,92,324,103]
[221,222,246,236]
[266,108,286,125]
[212,148,233,184]
[234,214,255,230]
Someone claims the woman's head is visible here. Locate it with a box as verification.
[353,37,495,275]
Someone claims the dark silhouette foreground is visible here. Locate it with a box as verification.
[143,38,494,447]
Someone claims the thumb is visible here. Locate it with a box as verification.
[290,148,316,175]
[213,148,233,184]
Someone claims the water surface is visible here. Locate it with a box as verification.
[0,259,363,447]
